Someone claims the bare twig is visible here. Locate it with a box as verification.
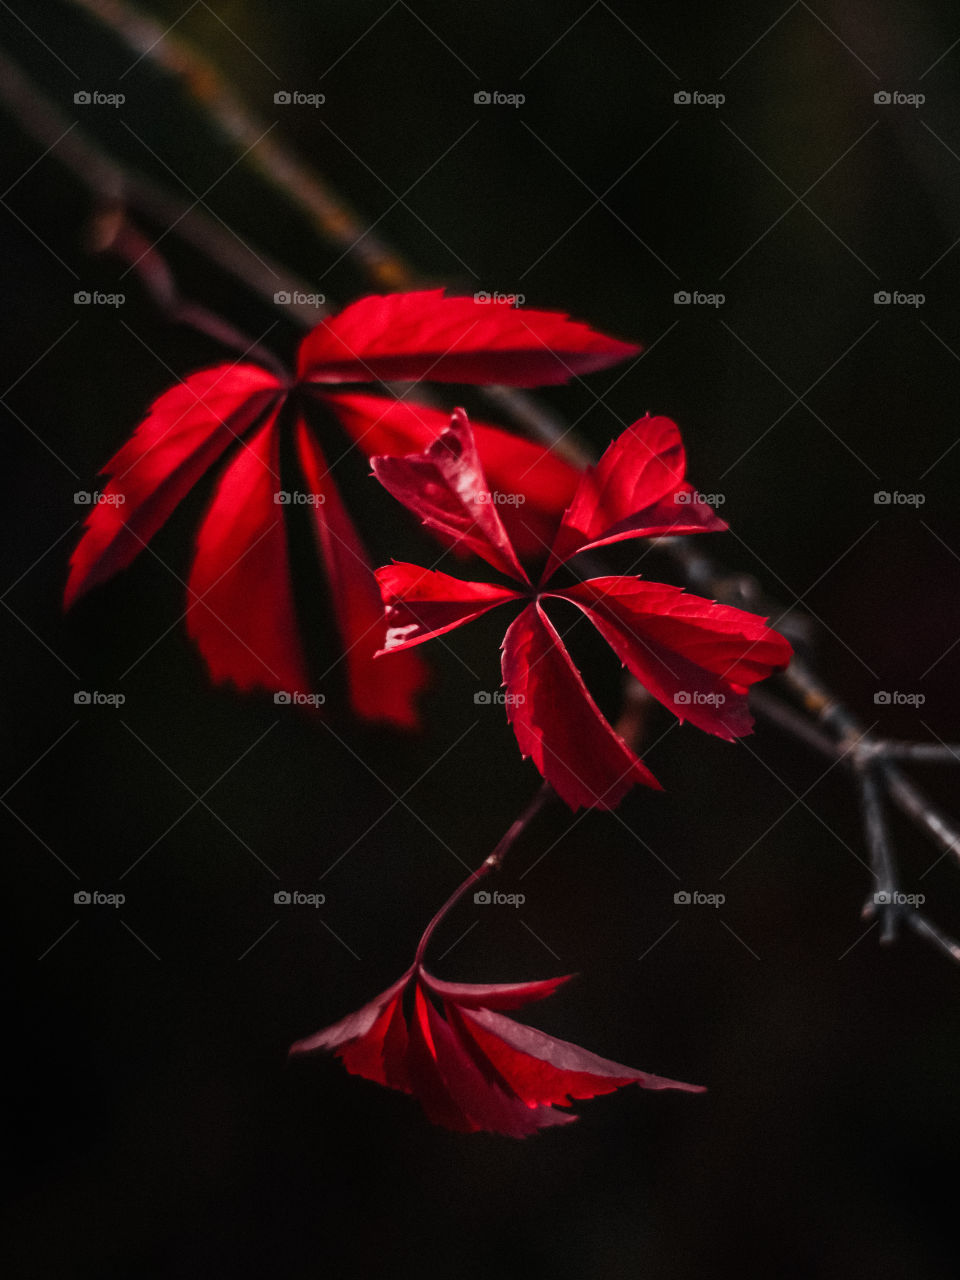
[750,688,840,760]
[781,656,960,877]
[856,762,900,944]
[868,743,960,762]
[905,912,960,965]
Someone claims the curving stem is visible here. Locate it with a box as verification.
[413,783,554,967]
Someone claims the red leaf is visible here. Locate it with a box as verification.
[419,968,575,1010]
[369,408,790,805]
[65,365,282,606]
[296,289,639,386]
[289,970,412,1093]
[340,992,411,1093]
[556,577,793,739]
[185,414,306,693]
[294,420,428,728]
[501,601,661,810]
[545,415,726,576]
[420,988,573,1136]
[288,971,408,1055]
[405,984,477,1132]
[454,1005,705,1105]
[291,961,701,1136]
[314,389,453,456]
[322,390,580,561]
[376,562,524,654]
[371,408,529,581]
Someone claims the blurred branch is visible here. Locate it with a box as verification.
[64,0,593,466]
[750,675,960,960]
[671,539,960,964]
[0,45,323,328]
[93,208,288,373]
[856,759,899,944]
[14,3,960,968]
[68,0,411,291]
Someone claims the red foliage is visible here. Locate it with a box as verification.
[290,961,702,1137]
[374,409,793,805]
[66,292,636,725]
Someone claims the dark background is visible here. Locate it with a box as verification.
[3,1,960,1276]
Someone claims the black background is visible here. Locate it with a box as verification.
[3,2,960,1276]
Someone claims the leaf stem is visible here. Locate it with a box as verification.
[413,783,554,967]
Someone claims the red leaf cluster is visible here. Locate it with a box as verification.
[374,410,793,807]
[65,292,636,725]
